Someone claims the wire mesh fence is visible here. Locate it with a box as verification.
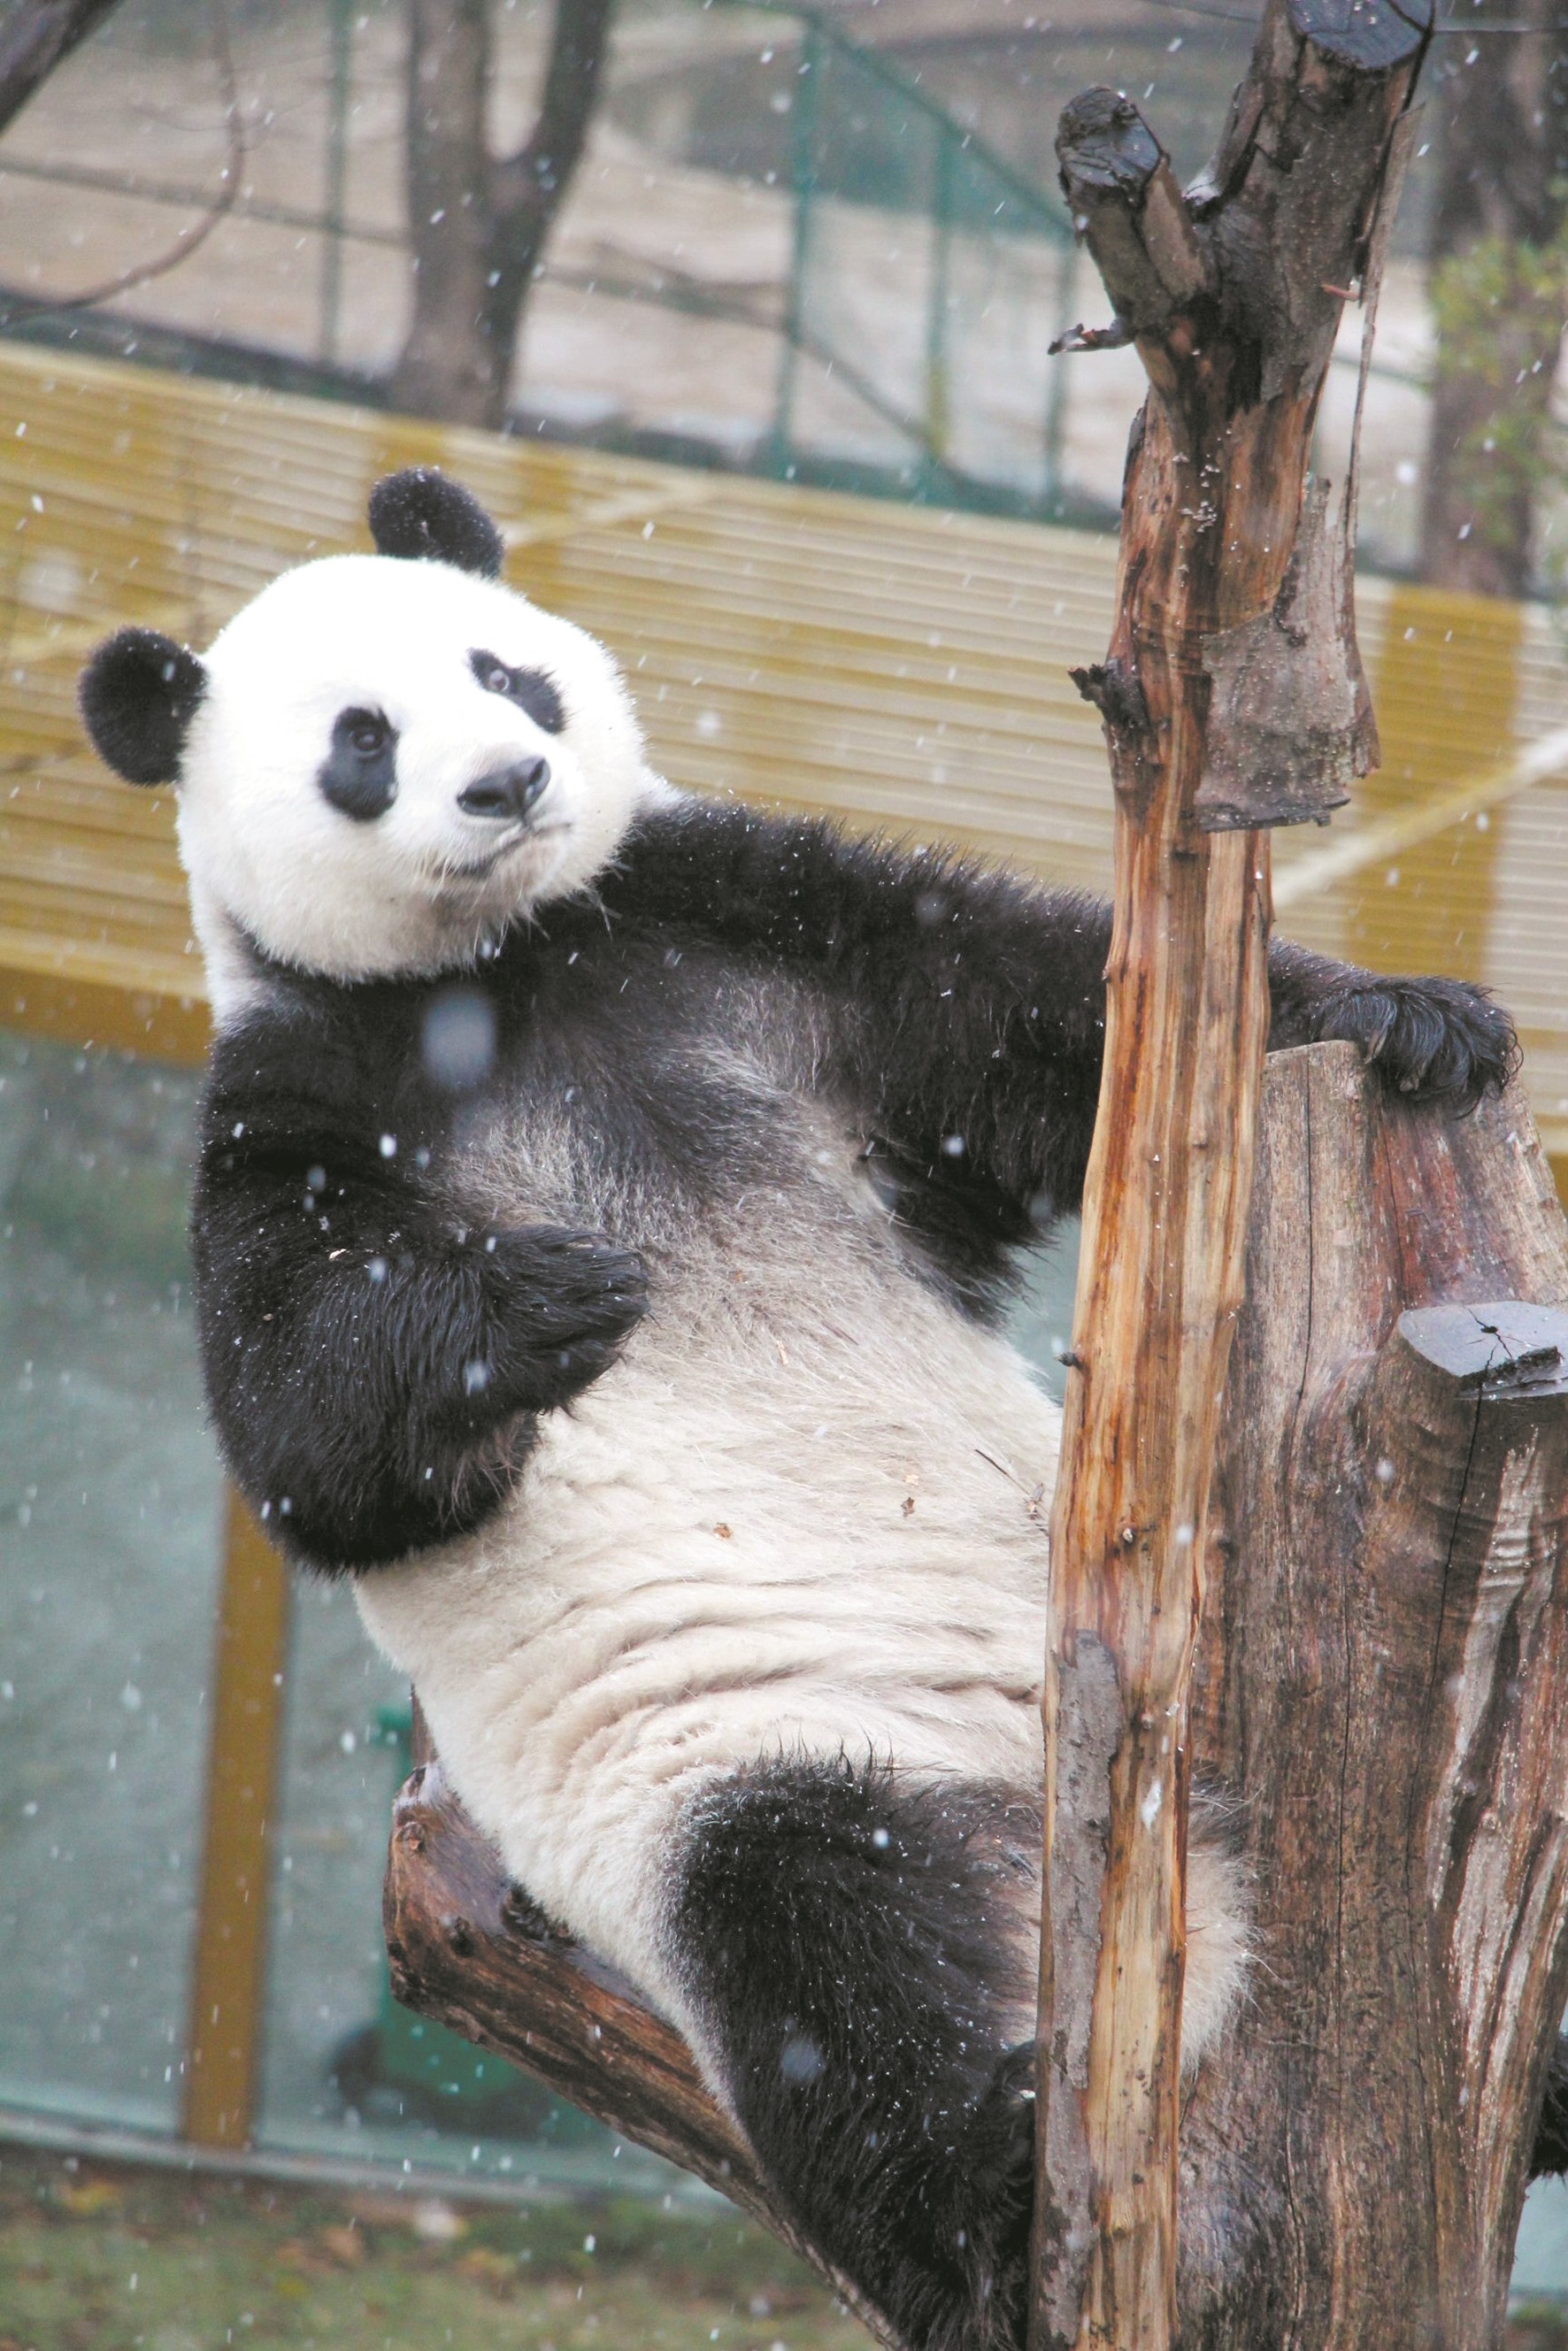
[767,7,1075,508]
[0,0,1083,519]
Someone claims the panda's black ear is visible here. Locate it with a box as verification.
[79,626,206,786]
[367,467,504,579]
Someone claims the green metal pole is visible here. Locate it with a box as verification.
[320,0,353,366]
[921,127,952,502]
[771,20,819,481]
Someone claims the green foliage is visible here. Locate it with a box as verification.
[1429,227,1568,568]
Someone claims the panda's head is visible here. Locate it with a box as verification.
[79,469,663,1009]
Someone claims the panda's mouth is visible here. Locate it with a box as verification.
[448,841,523,880]
[438,820,571,887]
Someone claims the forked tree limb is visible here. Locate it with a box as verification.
[1034,4,1432,2347]
[391,0,615,429]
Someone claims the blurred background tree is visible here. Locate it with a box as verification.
[1420,0,1568,595]
[0,0,121,132]
[391,0,614,427]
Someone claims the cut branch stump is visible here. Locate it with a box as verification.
[1181,1047,1568,2348]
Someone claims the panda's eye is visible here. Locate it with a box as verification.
[469,648,565,734]
[349,713,388,757]
[319,705,398,821]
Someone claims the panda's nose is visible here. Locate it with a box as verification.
[457,757,550,821]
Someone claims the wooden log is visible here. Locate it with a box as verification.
[382,1752,903,2351]
[1034,5,1431,2345]
[1180,1045,1568,2349]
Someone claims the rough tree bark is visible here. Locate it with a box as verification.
[383,1724,903,2351]
[390,0,614,430]
[1183,1047,1568,2347]
[1419,0,1568,597]
[1032,9,1426,2346]
[0,0,121,137]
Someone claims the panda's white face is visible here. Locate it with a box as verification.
[177,551,662,1005]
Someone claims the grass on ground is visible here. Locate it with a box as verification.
[0,2145,872,2351]
[1515,2311,1568,2350]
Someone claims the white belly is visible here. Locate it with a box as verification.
[355,1210,1059,2027]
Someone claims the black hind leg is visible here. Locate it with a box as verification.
[669,1758,1038,2351]
[1532,2033,1568,2178]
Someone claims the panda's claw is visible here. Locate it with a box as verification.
[1302,974,1518,1113]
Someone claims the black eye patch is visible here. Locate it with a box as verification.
[318,706,398,821]
[470,649,565,734]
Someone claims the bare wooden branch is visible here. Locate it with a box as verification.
[382,1754,903,2351]
[0,3,242,326]
[1034,4,1432,2346]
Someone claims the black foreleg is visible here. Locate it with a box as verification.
[608,806,1518,1265]
[671,1759,1037,2351]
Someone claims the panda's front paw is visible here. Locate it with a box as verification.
[485,1225,649,1410]
[1305,974,1518,1111]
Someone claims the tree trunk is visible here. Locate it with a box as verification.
[390,0,614,432]
[479,0,613,392]
[1033,9,1426,2342]
[381,1050,1568,2349]
[1418,0,1568,596]
[391,0,498,429]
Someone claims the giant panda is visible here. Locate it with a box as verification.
[79,468,1525,2351]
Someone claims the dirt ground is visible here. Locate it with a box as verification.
[0,2145,872,2351]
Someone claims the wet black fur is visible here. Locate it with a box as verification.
[673,1758,1039,2351]
[367,465,504,577]
[1532,2035,1568,2178]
